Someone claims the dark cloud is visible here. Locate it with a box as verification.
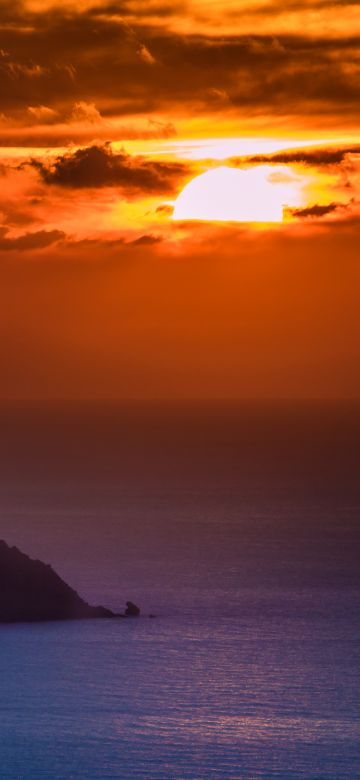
[0,0,358,130]
[0,0,23,21]
[88,0,183,20]
[0,228,65,251]
[57,233,165,251]
[30,144,187,193]
[0,117,178,148]
[155,203,174,215]
[0,205,38,227]
[238,146,360,167]
[288,202,347,218]
[225,0,360,19]
[129,234,163,245]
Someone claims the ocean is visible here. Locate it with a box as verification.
[0,401,359,779]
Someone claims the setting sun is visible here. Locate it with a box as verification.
[173,165,300,222]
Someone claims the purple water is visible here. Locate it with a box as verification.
[0,401,359,778]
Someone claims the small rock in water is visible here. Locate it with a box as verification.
[125,600,140,617]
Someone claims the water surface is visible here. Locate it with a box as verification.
[0,401,359,778]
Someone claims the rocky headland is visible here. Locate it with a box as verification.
[0,540,139,623]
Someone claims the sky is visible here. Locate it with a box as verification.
[0,0,359,399]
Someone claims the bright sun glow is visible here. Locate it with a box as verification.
[173,165,301,223]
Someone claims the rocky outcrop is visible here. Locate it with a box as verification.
[125,600,140,617]
[0,540,116,623]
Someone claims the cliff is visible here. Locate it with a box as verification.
[0,540,116,622]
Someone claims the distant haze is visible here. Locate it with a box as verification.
[1,225,359,400]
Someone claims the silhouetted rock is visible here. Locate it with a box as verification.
[125,600,140,617]
[0,540,116,623]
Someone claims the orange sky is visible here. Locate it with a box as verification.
[0,0,359,398]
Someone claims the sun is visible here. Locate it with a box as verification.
[173,165,296,223]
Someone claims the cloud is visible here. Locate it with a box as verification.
[0,115,179,147]
[147,118,176,137]
[155,203,174,215]
[27,105,58,123]
[288,202,350,219]
[0,204,39,227]
[240,146,360,167]
[30,144,188,193]
[246,0,360,16]
[0,52,48,80]
[0,1,358,130]
[207,87,230,102]
[70,101,104,124]
[27,100,105,129]
[129,233,162,245]
[88,0,185,23]
[137,44,157,65]
[0,228,65,251]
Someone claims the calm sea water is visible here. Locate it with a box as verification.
[0,401,359,779]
